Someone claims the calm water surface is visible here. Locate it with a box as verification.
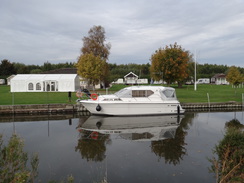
[0,111,243,183]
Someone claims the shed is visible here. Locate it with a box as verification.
[10,74,80,92]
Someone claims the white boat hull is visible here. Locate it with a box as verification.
[80,101,185,116]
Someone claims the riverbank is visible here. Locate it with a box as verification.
[0,102,243,115]
[0,103,89,115]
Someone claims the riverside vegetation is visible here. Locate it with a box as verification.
[0,84,244,105]
[209,119,244,183]
[0,133,74,183]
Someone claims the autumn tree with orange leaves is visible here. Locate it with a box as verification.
[150,43,191,87]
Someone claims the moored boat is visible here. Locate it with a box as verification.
[78,85,185,116]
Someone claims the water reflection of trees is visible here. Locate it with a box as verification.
[75,130,110,162]
[151,113,195,165]
[209,118,244,183]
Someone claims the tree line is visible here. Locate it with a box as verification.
[1,58,243,82]
[0,59,75,76]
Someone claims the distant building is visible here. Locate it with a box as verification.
[211,73,229,85]
[10,74,80,92]
[7,75,16,85]
[113,72,148,85]
[124,72,139,84]
[0,79,5,85]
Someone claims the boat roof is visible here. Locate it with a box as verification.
[123,85,174,91]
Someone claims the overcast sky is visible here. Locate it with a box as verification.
[1,0,244,67]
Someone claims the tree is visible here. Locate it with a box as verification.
[13,63,29,74]
[226,66,244,87]
[77,25,111,88]
[150,43,191,87]
[0,134,39,182]
[77,53,107,87]
[0,59,16,76]
[42,61,53,71]
[81,25,111,60]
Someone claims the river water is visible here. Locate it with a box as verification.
[0,111,243,183]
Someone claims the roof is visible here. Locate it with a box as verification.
[212,73,226,78]
[41,68,77,74]
[7,75,16,79]
[124,72,138,78]
[12,74,78,81]
[125,85,174,91]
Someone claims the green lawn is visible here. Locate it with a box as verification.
[175,84,244,103]
[0,85,76,105]
[0,84,244,105]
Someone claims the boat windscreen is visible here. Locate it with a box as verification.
[114,88,132,98]
[161,89,176,99]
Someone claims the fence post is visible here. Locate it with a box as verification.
[207,93,210,108]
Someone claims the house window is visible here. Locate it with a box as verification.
[28,83,34,90]
[36,83,41,90]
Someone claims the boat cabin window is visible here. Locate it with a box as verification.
[132,90,154,97]
[114,89,154,98]
[161,89,176,99]
[114,88,132,98]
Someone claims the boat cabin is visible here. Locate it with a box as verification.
[113,86,177,100]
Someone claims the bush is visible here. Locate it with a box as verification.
[0,133,39,183]
[209,120,244,182]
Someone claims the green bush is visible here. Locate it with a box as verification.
[0,134,39,183]
[209,120,244,182]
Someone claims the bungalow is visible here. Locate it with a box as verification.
[113,72,148,85]
[211,73,229,85]
[124,72,139,84]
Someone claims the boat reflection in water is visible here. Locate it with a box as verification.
[77,115,183,141]
[76,114,187,164]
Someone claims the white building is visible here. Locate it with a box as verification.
[10,74,80,92]
[124,72,139,84]
[211,73,229,85]
[0,79,5,85]
[113,72,148,85]
[7,75,16,85]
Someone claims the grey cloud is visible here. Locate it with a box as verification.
[0,0,243,67]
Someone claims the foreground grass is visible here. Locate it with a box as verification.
[0,84,244,105]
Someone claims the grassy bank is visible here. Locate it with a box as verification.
[0,84,244,105]
[0,85,75,105]
[175,84,244,103]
